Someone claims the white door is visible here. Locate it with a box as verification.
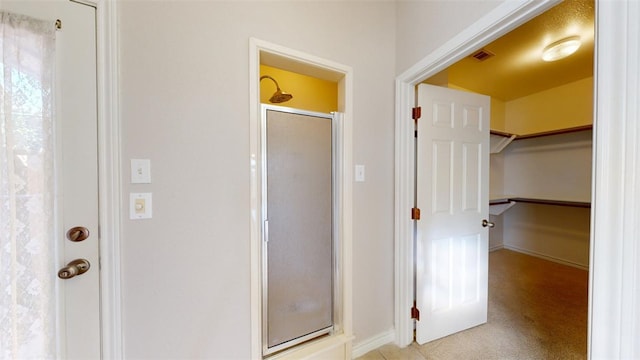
[0,1,100,358]
[415,84,490,344]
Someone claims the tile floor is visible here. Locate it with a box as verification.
[355,343,429,360]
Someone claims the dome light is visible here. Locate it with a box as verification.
[542,36,581,62]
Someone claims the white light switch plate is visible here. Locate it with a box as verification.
[131,159,151,184]
[130,193,152,219]
[355,165,365,182]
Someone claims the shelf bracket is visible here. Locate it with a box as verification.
[490,133,516,154]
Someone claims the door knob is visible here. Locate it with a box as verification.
[58,259,91,279]
[482,219,495,228]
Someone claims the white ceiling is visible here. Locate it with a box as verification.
[427,0,595,101]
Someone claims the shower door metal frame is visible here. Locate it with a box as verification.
[260,105,343,356]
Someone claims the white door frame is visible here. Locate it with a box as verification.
[589,1,640,358]
[82,0,122,358]
[394,0,640,358]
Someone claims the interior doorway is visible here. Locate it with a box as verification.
[394,0,598,355]
[420,8,593,357]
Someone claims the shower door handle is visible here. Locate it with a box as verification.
[263,220,269,243]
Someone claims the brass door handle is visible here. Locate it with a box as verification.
[58,259,91,279]
[482,219,495,228]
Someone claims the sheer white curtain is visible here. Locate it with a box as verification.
[0,12,57,359]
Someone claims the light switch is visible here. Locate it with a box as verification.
[134,198,146,214]
[355,165,365,182]
[131,159,151,184]
[130,193,152,219]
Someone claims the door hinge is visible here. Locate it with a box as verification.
[411,207,421,220]
[411,303,420,321]
[412,107,422,121]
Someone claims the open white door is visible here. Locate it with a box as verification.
[0,1,100,358]
[415,84,490,344]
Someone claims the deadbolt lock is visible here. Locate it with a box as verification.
[67,226,90,242]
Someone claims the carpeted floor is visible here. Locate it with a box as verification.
[357,249,588,360]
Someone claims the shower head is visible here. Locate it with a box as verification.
[269,89,293,104]
[260,75,293,103]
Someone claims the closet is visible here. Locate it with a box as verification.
[488,76,593,269]
[489,130,592,268]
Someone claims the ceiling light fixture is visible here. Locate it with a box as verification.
[542,36,582,62]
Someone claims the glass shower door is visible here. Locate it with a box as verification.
[262,106,334,355]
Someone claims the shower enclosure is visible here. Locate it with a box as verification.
[261,105,340,356]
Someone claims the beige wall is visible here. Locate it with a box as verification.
[118,1,396,357]
[503,203,591,268]
[503,131,592,202]
[495,130,592,268]
[395,0,503,75]
[116,0,525,357]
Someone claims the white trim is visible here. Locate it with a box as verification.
[249,38,353,359]
[590,1,640,358]
[394,0,562,349]
[86,0,123,358]
[489,245,504,252]
[351,329,395,359]
[249,38,261,359]
[502,245,589,271]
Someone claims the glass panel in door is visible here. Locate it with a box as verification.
[262,107,334,355]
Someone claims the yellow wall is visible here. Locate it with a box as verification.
[260,65,338,113]
[504,77,593,135]
[490,97,506,131]
[447,76,593,134]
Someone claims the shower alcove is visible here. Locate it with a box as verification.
[249,38,354,360]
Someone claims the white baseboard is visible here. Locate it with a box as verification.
[489,244,504,252]
[503,245,589,270]
[351,329,395,358]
